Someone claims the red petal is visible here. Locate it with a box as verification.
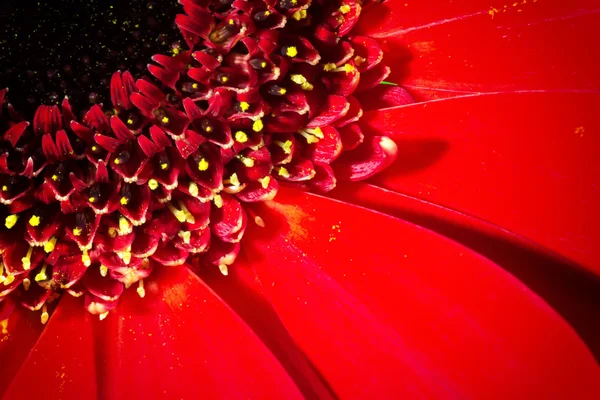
[2,295,98,399]
[356,1,600,98]
[92,266,303,399]
[244,188,600,398]
[363,92,600,276]
[0,306,44,397]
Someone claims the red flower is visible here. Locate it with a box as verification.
[1,0,600,398]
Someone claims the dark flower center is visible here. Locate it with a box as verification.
[0,0,180,114]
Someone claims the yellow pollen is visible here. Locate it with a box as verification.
[323,63,337,72]
[108,227,118,238]
[35,264,48,282]
[44,236,57,253]
[127,118,134,125]
[345,63,356,73]
[261,61,267,68]
[252,119,264,132]
[228,19,235,25]
[51,174,59,181]
[114,158,120,165]
[161,162,168,170]
[22,246,34,270]
[235,131,248,143]
[229,173,241,187]
[354,56,366,66]
[82,249,91,267]
[1,319,7,334]
[278,167,291,178]
[278,88,287,95]
[191,82,199,89]
[198,158,209,171]
[100,265,108,277]
[1,185,7,191]
[73,227,83,236]
[259,176,271,189]
[285,46,298,58]
[264,11,271,16]
[137,279,146,298]
[221,76,229,83]
[161,116,170,124]
[214,194,223,208]
[188,182,199,197]
[120,197,129,205]
[5,214,18,229]
[239,102,250,112]
[89,196,96,203]
[148,179,159,190]
[92,145,98,152]
[339,4,351,13]
[292,10,307,20]
[99,311,109,321]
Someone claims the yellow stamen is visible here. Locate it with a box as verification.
[238,156,255,168]
[5,214,18,229]
[275,140,293,154]
[285,46,298,58]
[148,179,159,190]
[339,4,351,13]
[99,311,109,321]
[51,174,59,181]
[89,196,96,203]
[0,319,7,334]
[179,230,191,244]
[161,116,170,124]
[198,158,209,171]
[100,265,108,277]
[188,182,199,197]
[278,167,291,178]
[167,203,195,224]
[35,264,48,282]
[72,227,83,236]
[3,274,15,286]
[323,63,337,72]
[137,279,146,298]
[252,119,264,132]
[219,264,229,276]
[278,88,287,95]
[82,249,91,267]
[127,118,134,125]
[192,83,199,89]
[235,131,248,143]
[44,236,57,253]
[119,216,132,235]
[213,194,223,208]
[292,9,307,20]
[22,246,34,270]
[120,197,129,205]
[239,101,250,112]
[228,173,240,187]
[161,162,168,170]
[41,304,49,325]
[259,176,271,189]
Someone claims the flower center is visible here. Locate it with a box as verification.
[0,0,180,114]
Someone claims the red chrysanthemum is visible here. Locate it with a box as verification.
[1,0,600,399]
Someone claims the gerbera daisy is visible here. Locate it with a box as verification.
[1,0,599,398]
